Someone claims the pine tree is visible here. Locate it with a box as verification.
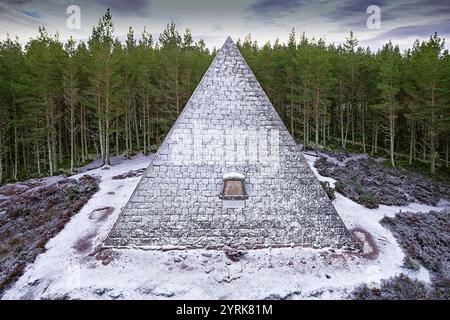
[408,34,447,174]
[63,37,79,173]
[373,41,402,168]
[87,8,116,166]
[0,15,449,183]
[159,22,183,117]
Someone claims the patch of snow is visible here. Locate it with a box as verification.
[223,172,245,180]
[437,198,450,209]
[2,152,446,300]
[39,176,66,186]
[0,175,66,202]
[302,149,368,167]
[76,153,151,174]
[303,154,336,187]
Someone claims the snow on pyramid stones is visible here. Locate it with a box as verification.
[104,37,351,249]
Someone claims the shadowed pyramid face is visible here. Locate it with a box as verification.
[104,37,351,250]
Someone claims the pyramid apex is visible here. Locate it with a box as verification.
[224,36,235,46]
[219,36,238,54]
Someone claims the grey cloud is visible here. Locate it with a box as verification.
[326,0,450,35]
[0,0,33,3]
[247,0,304,19]
[99,0,150,13]
[369,21,450,42]
[22,10,40,18]
[330,0,384,15]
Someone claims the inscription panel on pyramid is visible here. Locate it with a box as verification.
[104,37,351,249]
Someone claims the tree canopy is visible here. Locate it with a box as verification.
[0,10,448,184]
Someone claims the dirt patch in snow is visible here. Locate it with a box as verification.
[73,231,98,254]
[112,168,146,180]
[224,249,247,262]
[89,207,114,222]
[89,247,116,266]
[0,175,99,297]
[348,228,379,260]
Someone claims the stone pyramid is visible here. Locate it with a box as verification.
[104,37,351,249]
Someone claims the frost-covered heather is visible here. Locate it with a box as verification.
[0,175,99,296]
[314,154,450,208]
[1,152,449,300]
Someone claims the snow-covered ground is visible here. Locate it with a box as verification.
[3,153,449,300]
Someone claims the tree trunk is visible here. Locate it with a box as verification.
[97,92,105,166]
[351,107,355,144]
[303,100,308,147]
[303,100,307,147]
[129,104,133,154]
[422,135,427,161]
[22,136,27,174]
[338,80,345,149]
[361,100,366,153]
[306,101,309,146]
[125,99,130,158]
[13,126,18,180]
[13,99,18,180]
[430,87,436,175]
[322,114,326,146]
[105,92,111,166]
[0,132,3,184]
[389,111,395,168]
[389,94,396,168]
[80,105,85,163]
[290,72,294,137]
[52,114,57,173]
[143,92,148,155]
[70,98,75,173]
[315,86,320,148]
[133,97,140,151]
[371,113,377,154]
[343,106,350,149]
[430,111,436,175]
[409,119,415,165]
[149,120,153,150]
[115,114,120,157]
[176,62,180,115]
[340,105,345,149]
[83,105,88,160]
[36,139,41,175]
[58,115,63,165]
[445,131,449,169]
[46,99,54,176]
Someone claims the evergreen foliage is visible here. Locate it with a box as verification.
[0,10,448,183]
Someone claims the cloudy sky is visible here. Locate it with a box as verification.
[0,0,449,51]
